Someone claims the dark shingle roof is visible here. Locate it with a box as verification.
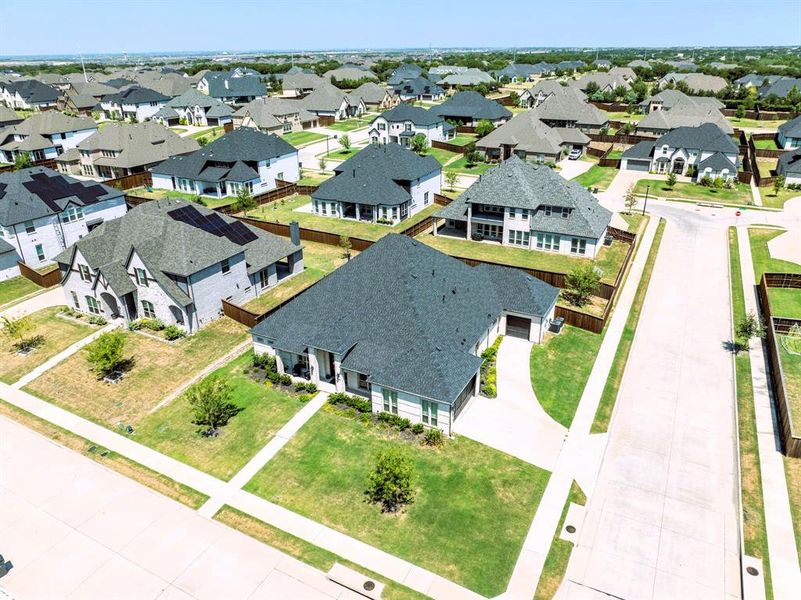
[622,140,656,159]
[779,115,801,139]
[392,77,444,98]
[252,234,558,403]
[374,104,443,126]
[431,91,511,121]
[655,123,738,154]
[697,152,737,172]
[202,72,267,98]
[778,149,801,175]
[5,79,59,104]
[103,86,169,105]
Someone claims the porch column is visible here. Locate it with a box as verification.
[466,204,472,240]
[356,204,361,220]
[307,351,320,385]
[334,360,345,393]
[432,217,438,237]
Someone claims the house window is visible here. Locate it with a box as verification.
[62,206,84,223]
[86,296,101,315]
[562,207,570,218]
[476,223,503,239]
[35,244,45,261]
[141,300,156,319]
[424,191,430,205]
[221,258,230,275]
[378,122,386,131]
[422,400,438,426]
[277,172,284,181]
[24,220,35,234]
[571,238,587,255]
[70,291,80,309]
[520,209,529,219]
[357,372,369,390]
[282,122,292,133]
[482,204,504,214]
[508,230,530,246]
[135,268,148,286]
[543,206,552,216]
[536,233,561,252]
[382,388,398,414]
[259,269,270,288]
[79,264,92,282]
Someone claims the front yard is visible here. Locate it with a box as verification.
[0,275,42,308]
[748,227,801,279]
[445,154,495,175]
[282,130,327,147]
[572,165,617,191]
[189,127,224,143]
[25,317,249,429]
[0,307,98,384]
[243,407,550,597]
[327,117,373,132]
[633,179,754,205]
[761,187,801,210]
[133,351,308,480]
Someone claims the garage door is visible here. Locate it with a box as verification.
[506,315,531,339]
[625,159,650,172]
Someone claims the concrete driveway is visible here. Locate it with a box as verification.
[0,416,346,600]
[558,158,593,181]
[454,336,567,471]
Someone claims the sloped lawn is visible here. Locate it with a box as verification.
[0,276,41,307]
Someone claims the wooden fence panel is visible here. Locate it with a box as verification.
[764,272,801,289]
[104,171,152,191]
[588,132,655,145]
[432,140,469,154]
[433,193,453,206]
[0,158,57,174]
[455,125,476,134]
[554,306,604,334]
[17,261,61,288]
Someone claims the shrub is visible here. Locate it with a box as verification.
[279,374,292,386]
[410,133,428,154]
[564,264,601,308]
[14,153,33,170]
[128,320,143,331]
[423,427,444,447]
[253,352,277,371]
[294,382,308,393]
[699,174,713,187]
[482,383,496,397]
[365,447,416,512]
[304,382,318,393]
[137,318,165,331]
[475,119,495,137]
[87,315,107,326]
[86,331,128,377]
[186,376,240,436]
[411,423,425,435]
[328,392,372,413]
[163,325,185,340]
[298,393,312,403]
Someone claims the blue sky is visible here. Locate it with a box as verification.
[2,0,800,56]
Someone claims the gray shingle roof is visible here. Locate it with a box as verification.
[637,100,732,133]
[431,91,511,121]
[324,67,378,82]
[779,115,801,139]
[697,152,737,172]
[392,77,444,98]
[0,167,123,227]
[758,77,801,98]
[0,111,97,153]
[159,88,233,115]
[437,69,496,86]
[102,86,170,105]
[252,233,558,403]
[349,82,392,105]
[622,140,656,160]
[0,237,14,255]
[535,88,608,127]
[233,97,317,130]
[655,123,739,154]
[778,149,801,175]
[5,79,59,104]
[202,72,267,99]
[476,110,572,156]
[374,104,443,126]
[299,83,351,112]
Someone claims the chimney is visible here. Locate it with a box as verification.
[289,220,300,245]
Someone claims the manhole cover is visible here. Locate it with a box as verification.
[363,581,376,591]
[746,566,759,576]
[566,525,576,534]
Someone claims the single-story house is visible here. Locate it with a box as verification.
[233,97,319,134]
[430,91,511,126]
[280,72,326,98]
[657,73,728,94]
[777,149,801,185]
[251,233,559,434]
[349,82,399,111]
[387,64,425,86]
[535,88,609,134]
[323,67,378,82]
[570,72,630,93]
[436,69,495,88]
[300,83,365,122]
[494,63,550,82]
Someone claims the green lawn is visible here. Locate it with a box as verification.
[605,111,644,122]
[423,147,459,165]
[296,170,332,186]
[727,117,785,130]
[778,337,801,427]
[450,133,479,146]
[446,155,495,175]
[534,482,587,600]
[633,179,754,205]
[606,149,624,159]
[169,127,188,134]
[728,227,774,599]
[189,127,224,143]
[761,187,801,210]
[127,187,236,210]
[0,276,42,308]
[768,288,801,319]
[422,234,629,284]
[756,158,776,179]
[592,217,663,433]
[748,228,801,280]
[572,165,617,191]
[324,145,364,160]
[244,408,551,597]
[327,118,373,132]
[530,326,603,428]
[753,137,781,150]
[133,351,307,480]
[282,131,327,147]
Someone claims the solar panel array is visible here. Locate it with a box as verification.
[20,172,108,211]
[167,204,258,246]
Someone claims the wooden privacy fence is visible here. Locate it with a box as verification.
[0,158,57,174]
[105,171,153,191]
[432,139,470,154]
[757,273,801,457]
[588,132,654,145]
[237,216,376,252]
[433,193,454,206]
[17,261,61,288]
[721,108,797,120]
[455,125,476,134]
[747,136,778,188]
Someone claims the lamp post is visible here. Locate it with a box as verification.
[325,134,329,158]
[642,185,650,216]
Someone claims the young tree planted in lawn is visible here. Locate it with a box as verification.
[87,330,128,377]
[187,376,239,437]
[666,171,677,189]
[773,175,786,195]
[465,149,482,167]
[1,314,36,352]
[735,104,746,120]
[444,170,458,191]
[475,119,495,137]
[365,446,416,513]
[410,133,428,155]
[197,136,209,147]
[318,157,327,173]
[339,235,352,260]
[735,311,765,351]
[339,134,351,153]
[624,185,638,213]
[565,264,601,308]
[235,186,257,215]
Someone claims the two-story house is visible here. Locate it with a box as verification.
[0,111,98,163]
[56,199,303,332]
[391,77,445,102]
[0,167,127,274]
[518,80,576,109]
[778,116,801,150]
[311,143,441,225]
[0,79,59,111]
[151,127,300,199]
[368,104,452,146]
[349,82,399,111]
[621,123,739,181]
[151,89,234,128]
[198,69,268,106]
[299,83,365,123]
[436,156,612,258]
[100,86,170,122]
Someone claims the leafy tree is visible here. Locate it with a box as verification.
[318,157,327,173]
[564,264,601,308]
[86,331,127,377]
[444,170,458,191]
[620,122,635,135]
[666,171,677,189]
[365,446,416,513]
[735,311,765,351]
[197,136,209,147]
[713,176,724,191]
[735,104,746,120]
[339,134,351,152]
[2,314,36,352]
[235,186,257,214]
[584,81,600,96]
[465,150,482,167]
[410,133,428,154]
[624,185,638,213]
[475,119,495,137]
[339,235,352,260]
[14,152,33,170]
[773,175,786,196]
[187,376,239,437]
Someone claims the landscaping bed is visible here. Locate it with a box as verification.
[633,179,753,205]
[571,165,617,191]
[243,407,550,597]
[0,275,41,307]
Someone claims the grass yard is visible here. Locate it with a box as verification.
[327,118,373,132]
[605,111,644,122]
[748,228,801,280]
[530,326,603,428]
[296,170,332,186]
[592,217,663,433]
[215,507,427,600]
[0,275,42,308]
[534,482,587,600]
[25,317,249,429]
[572,165,617,191]
[244,242,353,314]
[778,338,801,427]
[244,408,551,597]
[753,137,781,150]
[761,187,801,210]
[189,127,224,143]
[633,179,754,205]
[768,288,801,319]
[127,186,236,210]
[0,307,97,385]
[728,227,774,598]
[423,147,459,165]
[421,234,629,284]
[446,155,495,175]
[756,158,776,179]
[282,130,327,147]
[786,455,801,571]
[727,117,785,130]
[324,145,364,160]
[169,127,188,134]
[134,351,307,480]
[450,133,479,146]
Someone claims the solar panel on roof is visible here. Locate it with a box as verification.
[20,171,108,211]
[167,204,258,246]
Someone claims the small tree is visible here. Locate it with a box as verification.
[186,376,239,437]
[475,119,495,137]
[712,176,724,191]
[339,134,351,153]
[735,104,746,120]
[666,171,677,189]
[197,135,209,147]
[444,170,458,191]
[235,186,256,215]
[624,185,638,213]
[86,331,127,377]
[410,133,428,154]
[339,235,352,260]
[735,311,765,351]
[318,157,327,173]
[2,314,36,352]
[14,152,33,170]
[365,446,415,513]
[465,149,482,167]
[773,175,786,196]
[564,264,601,308]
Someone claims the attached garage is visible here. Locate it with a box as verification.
[505,315,531,339]
[452,373,478,421]
[622,158,650,172]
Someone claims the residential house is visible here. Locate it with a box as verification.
[428,65,468,78]
[392,77,445,102]
[494,64,546,82]
[349,82,399,111]
[437,69,495,88]
[436,156,611,258]
[233,97,318,134]
[387,64,424,85]
[0,167,127,272]
[476,109,590,163]
[311,143,440,225]
[664,61,698,72]
[519,80,577,108]
[133,72,193,98]
[0,111,98,163]
[777,149,801,185]
[280,72,326,97]
[639,89,725,113]
[57,81,116,114]
[621,123,739,180]
[300,83,365,122]
[0,106,23,128]
[535,88,609,133]
[324,67,378,82]
[151,89,234,127]
[100,86,170,122]
[556,60,586,72]
[570,72,630,94]
[0,79,59,111]
[636,91,732,136]
[593,59,612,69]
[627,59,652,69]
[0,238,17,281]
[708,62,737,70]
[56,122,199,180]
[56,199,303,332]
[735,74,781,90]
[608,67,637,83]
[251,233,559,434]
[778,116,801,149]
[151,127,299,199]
[757,77,801,98]
[368,104,451,146]
[657,73,728,94]
[198,70,268,105]
[430,91,511,126]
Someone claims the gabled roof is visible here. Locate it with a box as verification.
[759,77,801,98]
[521,80,576,100]
[159,88,234,117]
[495,64,546,79]
[0,105,22,125]
[374,104,443,127]
[431,91,511,121]
[779,115,801,139]
[476,109,585,155]
[637,100,732,134]
[655,122,739,154]
[324,67,378,82]
[392,77,444,98]
[349,82,392,105]
[437,156,611,239]
[280,72,326,91]
[570,72,630,92]
[252,233,558,403]
[233,97,317,129]
[4,79,59,104]
[299,82,352,112]
[735,73,781,87]
[697,151,737,172]
[778,149,801,175]
[535,88,608,126]
[388,64,424,85]
[201,71,267,99]
[0,112,98,153]
[659,73,728,93]
[437,69,495,86]
[102,85,170,105]
[151,128,297,181]
[640,89,724,111]
[0,167,122,227]
[312,143,440,207]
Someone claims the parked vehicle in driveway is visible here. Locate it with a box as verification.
[568,148,582,160]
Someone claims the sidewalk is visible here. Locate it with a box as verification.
[737,226,801,600]
[0,287,64,319]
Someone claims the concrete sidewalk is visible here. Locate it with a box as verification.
[0,287,65,319]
